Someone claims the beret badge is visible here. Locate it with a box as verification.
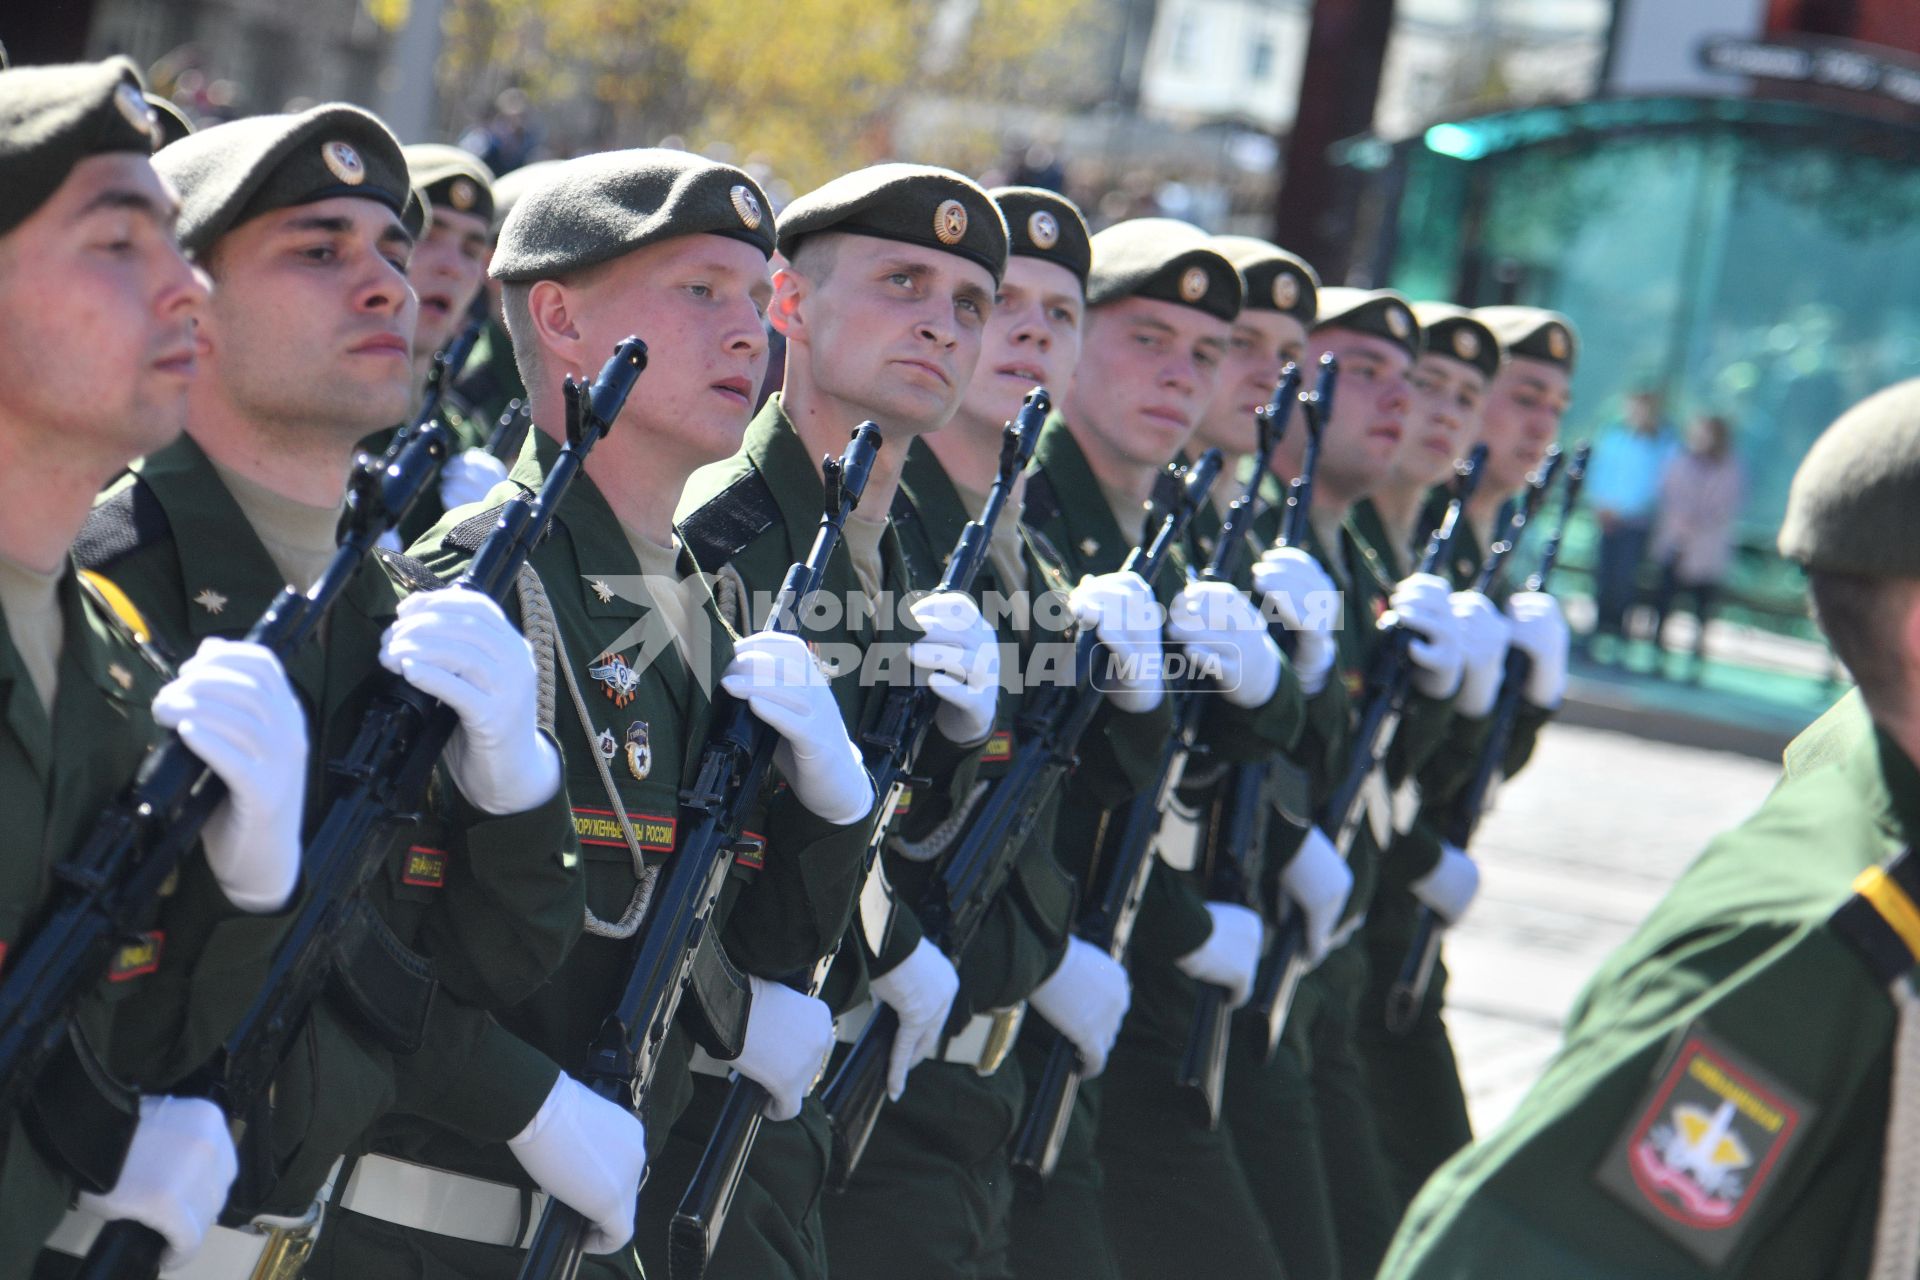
[448,177,478,210]
[935,198,968,246]
[1452,328,1480,360]
[1548,326,1570,359]
[113,82,159,147]
[1386,306,1412,339]
[1179,266,1209,303]
[1028,209,1059,250]
[1273,272,1299,310]
[322,140,366,186]
[730,183,763,230]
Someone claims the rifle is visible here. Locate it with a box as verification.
[807,391,1048,1195]
[486,399,533,463]
[76,340,647,1280]
[1007,449,1227,1188]
[1384,442,1589,1034]
[381,292,492,465]
[1170,364,1302,1128]
[515,421,883,1280]
[1246,441,1490,1060]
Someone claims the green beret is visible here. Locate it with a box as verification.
[1780,379,1920,577]
[154,103,410,256]
[1087,218,1241,323]
[491,147,775,283]
[145,93,193,147]
[403,142,495,226]
[991,186,1090,291]
[1473,305,1578,373]
[1412,301,1500,381]
[778,163,1008,284]
[1314,286,1419,361]
[1212,235,1317,325]
[0,57,160,238]
[402,181,431,240]
[488,158,564,236]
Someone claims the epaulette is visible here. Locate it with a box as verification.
[444,500,511,554]
[677,467,779,575]
[374,547,449,595]
[74,478,170,574]
[1833,848,1920,984]
[76,569,177,678]
[1020,468,1061,531]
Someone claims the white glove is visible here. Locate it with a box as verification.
[1506,592,1570,709]
[1382,573,1463,700]
[1412,843,1481,926]
[379,587,561,815]
[1174,901,1263,1008]
[507,1073,645,1255]
[721,631,874,826]
[1068,571,1165,713]
[1028,938,1131,1077]
[867,937,961,1100]
[1252,547,1338,696]
[152,639,305,913]
[1449,591,1513,719]
[907,591,1000,746]
[1281,827,1354,968]
[1167,581,1283,709]
[437,448,510,512]
[76,1095,236,1271]
[733,976,835,1121]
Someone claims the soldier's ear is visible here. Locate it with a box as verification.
[526,277,585,378]
[768,265,805,340]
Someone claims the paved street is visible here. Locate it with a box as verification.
[1440,722,1786,1134]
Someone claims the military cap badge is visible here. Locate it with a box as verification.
[1548,325,1570,360]
[449,177,478,211]
[1273,272,1299,310]
[731,184,764,231]
[1028,209,1060,250]
[1453,327,1480,360]
[1387,306,1412,339]
[113,82,158,147]
[935,198,968,245]
[1180,266,1209,303]
[323,140,366,186]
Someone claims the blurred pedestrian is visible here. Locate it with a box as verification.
[1584,389,1677,650]
[1650,414,1743,676]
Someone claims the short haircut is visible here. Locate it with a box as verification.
[500,280,546,403]
[1809,570,1914,718]
[787,232,841,286]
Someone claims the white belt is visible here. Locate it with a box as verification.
[46,1163,335,1279]
[831,1001,1025,1072]
[688,1047,737,1080]
[336,1153,546,1249]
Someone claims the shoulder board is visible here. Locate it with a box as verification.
[75,569,176,677]
[445,501,511,554]
[1020,468,1060,531]
[678,468,779,573]
[374,547,449,595]
[74,477,171,573]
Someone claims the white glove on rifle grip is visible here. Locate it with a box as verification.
[507,1073,646,1255]
[1028,938,1131,1077]
[1175,901,1263,1007]
[1411,843,1481,926]
[721,631,874,826]
[733,975,835,1121]
[1068,571,1165,714]
[1281,827,1353,968]
[1167,581,1283,710]
[1383,573,1463,700]
[867,937,962,1100]
[437,448,510,512]
[907,591,1001,746]
[151,638,305,913]
[1252,547,1338,696]
[1449,591,1514,720]
[379,587,562,815]
[76,1095,237,1270]
[1506,591,1570,709]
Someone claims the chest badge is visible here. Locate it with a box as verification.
[1078,536,1100,559]
[589,651,641,707]
[193,588,228,615]
[595,728,617,762]
[107,662,134,691]
[589,579,615,604]
[625,721,652,781]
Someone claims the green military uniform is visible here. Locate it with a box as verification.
[452,158,563,430]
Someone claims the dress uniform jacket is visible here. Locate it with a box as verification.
[1382,718,1920,1279]
[75,435,580,1217]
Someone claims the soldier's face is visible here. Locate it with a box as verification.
[1194,310,1307,457]
[776,234,994,437]
[1479,357,1569,496]
[1305,329,1412,501]
[0,153,206,459]
[957,255,1083,434]
[1066,297,1228,471]
[409,203,490,368]
[1397,354,1487,489]
[198,196,418,438]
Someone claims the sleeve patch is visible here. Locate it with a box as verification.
[108,931,165,982]
[401,845,450,888]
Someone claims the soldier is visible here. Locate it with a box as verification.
[308,148,877,1279]
[1381,376,1920,1279]
[0,58,308,1273]
[671,163,1009,1280]
[69,103,597,1271]
[453,158,565,432]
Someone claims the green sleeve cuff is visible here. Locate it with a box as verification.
[1128,860,1214,963]
[394,998,560,1143]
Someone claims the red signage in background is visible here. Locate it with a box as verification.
[1767,0,1920,56]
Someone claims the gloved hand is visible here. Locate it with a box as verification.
[437,448,510,512]
[1028,938,1131,1077]
[152,638,305,913]
[868,937,962,1100]
[76,1095,237,1270]
[1282,827,1354,967]
[1449,591,1513,719]
[1382,573,1463,700]
[1168,581,1283,709]
[1252,546,1338,696]
[733,976,835,1121]
[1068,571,1165,713]
[721,632,874,826]
[1412,843,1481,925]
[1506,591,1570,709]
[1174,901,1263,1008]
[507,1072,646,1255]
[907,591,1000,746]
[379,587,561,815]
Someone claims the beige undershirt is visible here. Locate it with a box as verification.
[212,460,342,592]
[620,523,702,672]
[0,555,63,715]
[951,474,1028,594]
[843,512,888,600]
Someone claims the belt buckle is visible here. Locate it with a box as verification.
[975,1003,1026,1077]
[248,1204,322,1280]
